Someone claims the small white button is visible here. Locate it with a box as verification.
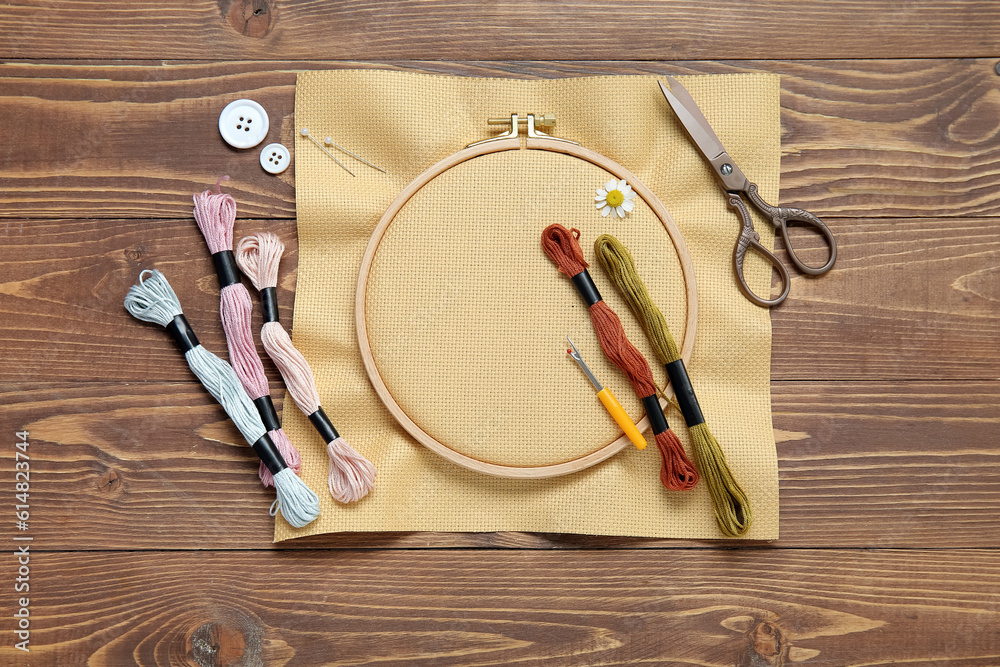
[218,99,269,149]
[259,143,290,174]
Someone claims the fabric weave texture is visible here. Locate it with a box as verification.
[278,70,780,541]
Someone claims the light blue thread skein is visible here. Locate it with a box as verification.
[124,269,321,528]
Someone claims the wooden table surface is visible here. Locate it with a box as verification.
[1,2,999,665]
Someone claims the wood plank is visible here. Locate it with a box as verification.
[1,59,1000,218]
[771,380,1000,547]
[0,217,296,385]
[1,1,998,61]
[3,380,996,551]
[770,216,1000,380]
[2,215,997,384]
[1,548,998,665]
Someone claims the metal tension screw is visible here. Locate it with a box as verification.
[720,163,734,176]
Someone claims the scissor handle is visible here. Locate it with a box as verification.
[744,182,837,275]
[727,192,791,308]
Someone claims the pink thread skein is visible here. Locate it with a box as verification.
[191,181,302,486]
[235,232,377,503]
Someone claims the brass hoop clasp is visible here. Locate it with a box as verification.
[466,113,579,148]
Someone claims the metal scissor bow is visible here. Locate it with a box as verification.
[659,76,837,307]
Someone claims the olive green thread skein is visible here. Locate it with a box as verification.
[594,234,752,537]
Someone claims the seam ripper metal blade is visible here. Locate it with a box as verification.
[566,336,647,450]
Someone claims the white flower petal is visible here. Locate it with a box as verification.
[617,179,627,190]
[601,205,611,217]
[596,188,608,197]
[620,183,633,195]
[595,195,606,202]
[605,179,617,191]
[622,199,635,212]
[615,206,625,217]
[596,201,606,209]
[624,190,637,200]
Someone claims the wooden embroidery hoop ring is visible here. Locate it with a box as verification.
[356,118,699,478]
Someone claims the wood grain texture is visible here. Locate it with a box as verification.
[1,549,998,666]
[0,18,996,661]
[1,59,1000,219]
[769,216,1000,380]
[1,1,998,61]
[772,381,1000,547]
[2,215,996,384]
[3,380,996,551]
[0,217,297,385]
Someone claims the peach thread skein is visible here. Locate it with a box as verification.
[235,232,377,503]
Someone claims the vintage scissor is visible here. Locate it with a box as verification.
[658,76,837,307]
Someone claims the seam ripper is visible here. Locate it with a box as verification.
[566,336,647,450]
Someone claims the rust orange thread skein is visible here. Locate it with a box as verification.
[540,223,699,491]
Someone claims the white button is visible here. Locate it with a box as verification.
[218,99,269,149]
[259,143,290,174]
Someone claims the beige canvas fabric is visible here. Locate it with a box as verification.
[277,70,780,541]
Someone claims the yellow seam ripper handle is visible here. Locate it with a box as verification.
[597,387,647,450]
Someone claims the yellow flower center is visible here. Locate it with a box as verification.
[606,189,624,207]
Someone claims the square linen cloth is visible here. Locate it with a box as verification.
[278,70,780,541]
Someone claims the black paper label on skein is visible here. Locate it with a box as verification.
[211,250,241,288]
[165,314,200,352]
[308,407,340,444]
[253,396,281,432]
[665,360,705,427]
[571,269,603,307]
[641,394,669,435]
[252,433,288,475]
[260,287,279,323]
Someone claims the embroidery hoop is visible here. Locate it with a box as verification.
[356,114,698,478]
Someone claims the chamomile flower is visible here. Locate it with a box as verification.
[595,179,637,218]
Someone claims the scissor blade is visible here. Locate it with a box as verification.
[658,77,729,163]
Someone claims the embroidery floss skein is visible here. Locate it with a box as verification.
[192,180,301,487]
[540,223,699,491]
[235,232,377,503]
[594,234,752,536]
[124,269,320,528]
